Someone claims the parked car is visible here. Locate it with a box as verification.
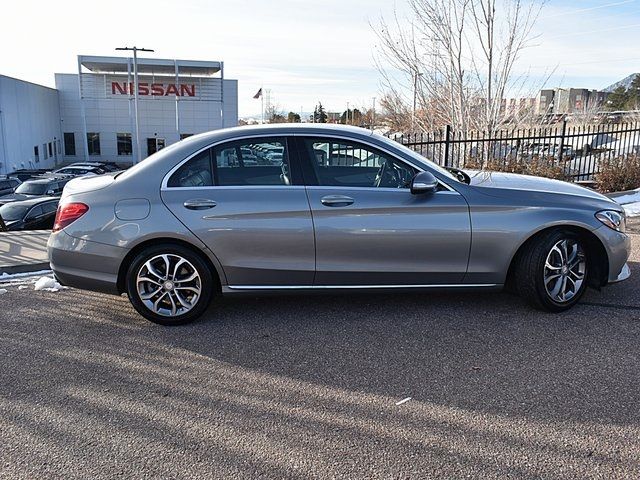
[265,152,283,164]
[7,169,50,182]
[65,161,122,173]
[54,165,105,176]
[48,124,630,326]
[0,197,59,230]
[0,176,70,205]
[0,176,21,196]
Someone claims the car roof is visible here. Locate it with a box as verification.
[26,178,59,184]
[117,124,415,188]
[2,196,59,207]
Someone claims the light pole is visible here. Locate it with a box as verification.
[116,46,154,164]
[371,97,376,132]
[412,70,423,133]
[346,101,349,125]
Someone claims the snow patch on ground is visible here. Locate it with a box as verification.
[0,289,7,295]
[34,276,63,292]
[0,270,52,280]
[610,189,640,218]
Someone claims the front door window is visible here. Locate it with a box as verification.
[301,138,417,189]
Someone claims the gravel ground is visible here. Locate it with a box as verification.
[1,236,640,479]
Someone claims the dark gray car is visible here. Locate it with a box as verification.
[47,124,631,325]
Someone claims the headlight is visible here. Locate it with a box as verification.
[595,210,626,233]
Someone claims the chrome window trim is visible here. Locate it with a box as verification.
[163,185,306,192]
[161,134,291,190]
[161,132,457,192]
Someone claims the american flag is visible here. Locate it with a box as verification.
[253,88,263,99]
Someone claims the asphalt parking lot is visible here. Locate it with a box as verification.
[1,237,640,479]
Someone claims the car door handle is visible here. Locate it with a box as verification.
[320,195,354,207]
[183,199,217,210]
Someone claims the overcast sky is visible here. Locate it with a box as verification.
[1,0,639,118]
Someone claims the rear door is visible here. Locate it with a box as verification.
[160,136,315,287]
[297,136,471,286]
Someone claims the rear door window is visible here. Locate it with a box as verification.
[41,202,58,214]
[214,138,291,186]
[26,205,43,219]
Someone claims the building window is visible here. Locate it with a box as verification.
[180,133,194,140]
[57,140,61,156]
[43,144,48,160]
[48,142,53,157]
[64,133,76,156]
[34,146,39,162]
[87,133,101,156]
[117,133,132,156]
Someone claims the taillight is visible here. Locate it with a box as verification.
[53,203,89,232]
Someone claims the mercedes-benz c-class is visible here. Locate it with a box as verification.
[48,124,630,325]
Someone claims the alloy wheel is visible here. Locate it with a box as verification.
[136,254,202,317]
[543,238,586,304]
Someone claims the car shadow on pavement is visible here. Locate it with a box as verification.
[1,264,640,477]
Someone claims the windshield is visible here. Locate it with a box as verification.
[15,183,47,195]
[0,203,29,221]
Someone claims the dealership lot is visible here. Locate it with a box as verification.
[1,237,640,478]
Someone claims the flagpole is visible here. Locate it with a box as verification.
[261,86,264,124]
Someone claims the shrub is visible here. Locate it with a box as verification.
[596,155,640,193]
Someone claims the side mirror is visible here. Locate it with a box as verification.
[410,171,438,195]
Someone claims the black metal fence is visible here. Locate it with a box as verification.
[395,121,640,182]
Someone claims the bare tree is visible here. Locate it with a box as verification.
[374,0,545,134]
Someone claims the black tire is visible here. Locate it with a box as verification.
[126,244,214,325]
[514,230,589,312]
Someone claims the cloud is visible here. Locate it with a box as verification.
[0,0,638,116]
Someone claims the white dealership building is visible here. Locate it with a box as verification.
[0,55,238,174]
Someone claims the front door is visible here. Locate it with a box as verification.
[160,136,315,287]
[297,137,471,286]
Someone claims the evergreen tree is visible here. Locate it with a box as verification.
[314,102,328,123]
[607,86,629,111]
[627,74,640,109]
[287,112,301,123]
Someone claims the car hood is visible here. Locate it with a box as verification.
[0,193,30,204]
[4,220,20,229]
[465,170,611,202]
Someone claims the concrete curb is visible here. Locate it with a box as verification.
[0,262,50,275]
[0,230,50,275]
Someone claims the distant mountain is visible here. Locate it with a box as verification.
[604,73,639,92]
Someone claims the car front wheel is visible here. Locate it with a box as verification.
[125,244,214,325]
[515,230,589,312]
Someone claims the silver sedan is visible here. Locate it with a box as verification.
[48,124,631,325]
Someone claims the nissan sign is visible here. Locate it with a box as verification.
[111,82,196,97]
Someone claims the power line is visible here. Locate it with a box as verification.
[540,0,636,19]
[546,22,640,40]
[526,57,640,70]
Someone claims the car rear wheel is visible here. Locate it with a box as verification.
[515,230,588,312]
[126,244,214,325]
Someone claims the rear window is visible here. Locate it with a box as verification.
[167,150,213,188]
